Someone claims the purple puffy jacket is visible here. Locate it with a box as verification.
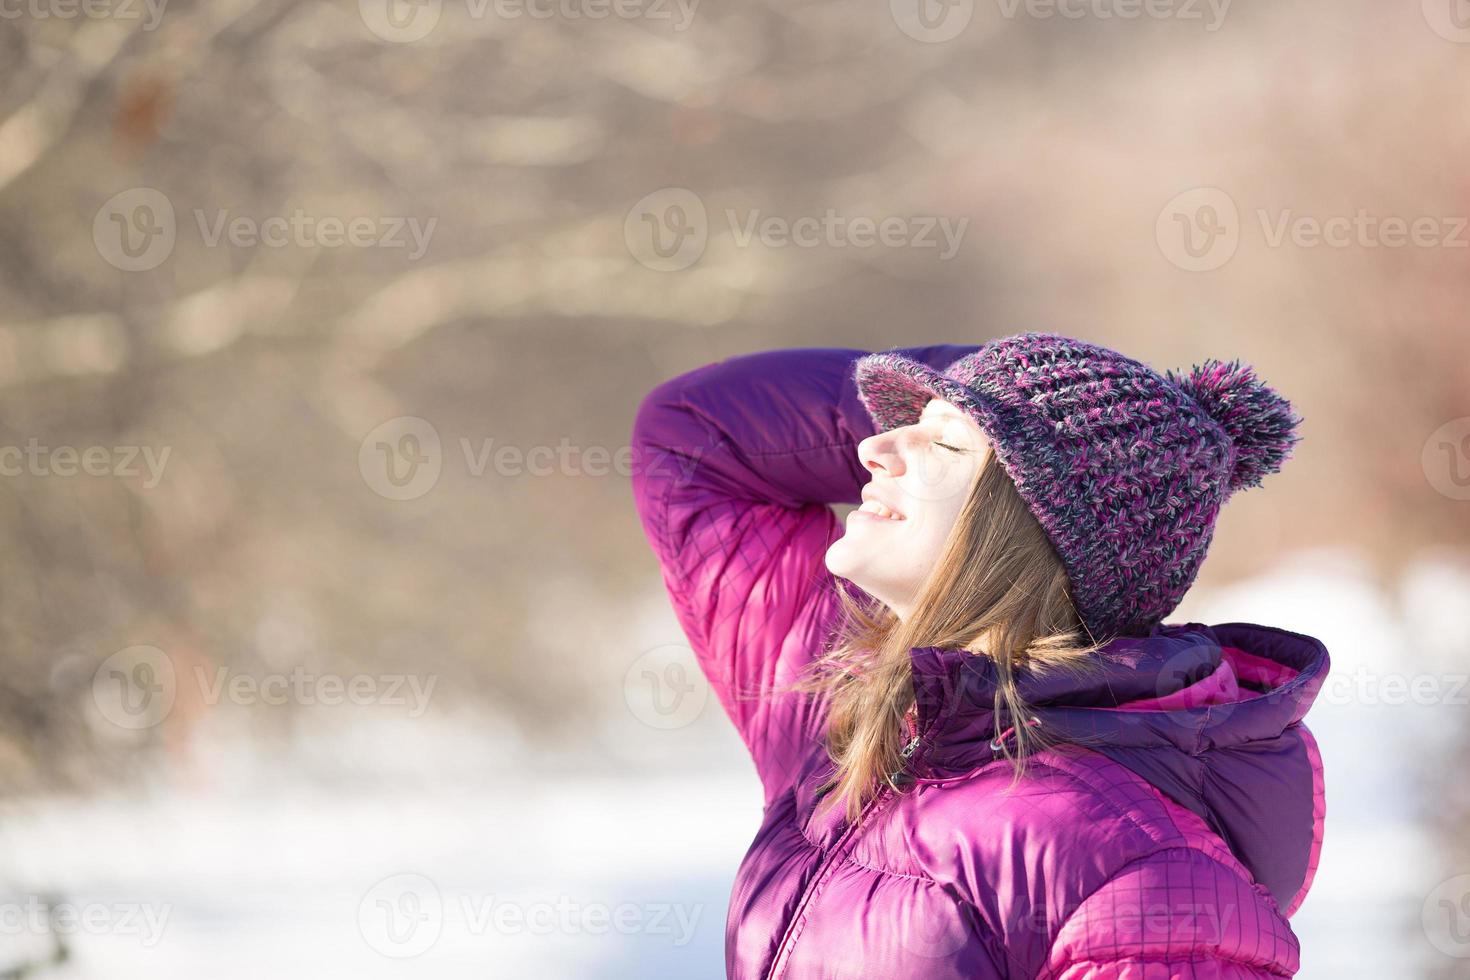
[629,344,1328,980]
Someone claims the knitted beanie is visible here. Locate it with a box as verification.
[853,332,1303,641]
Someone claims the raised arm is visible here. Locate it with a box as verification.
[629,344,976,800]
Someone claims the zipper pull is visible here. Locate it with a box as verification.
[888,734,922,787]
[899,734,921,760]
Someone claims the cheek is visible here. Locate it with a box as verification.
[896,451,976,513]
[901,468,973,545]
[905,504,963,561]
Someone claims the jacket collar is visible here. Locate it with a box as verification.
[904,619,1331,915]
[908,620,1328,774]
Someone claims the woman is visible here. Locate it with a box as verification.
[629,333,1328,979]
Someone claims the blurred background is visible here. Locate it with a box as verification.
[0,0,1468,975]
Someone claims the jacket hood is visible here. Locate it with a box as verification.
[908,620,1330,916]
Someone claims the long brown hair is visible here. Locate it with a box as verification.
[807,441,1111,822]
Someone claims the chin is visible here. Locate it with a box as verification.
[823,537,857,579]
[825,536,873,580]
[824,540,885,599]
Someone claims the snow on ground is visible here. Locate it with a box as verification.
[0,547,1460,978]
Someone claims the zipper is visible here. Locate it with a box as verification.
[893,731,921,784]
[764,784,896,980]
[899,732,921,761]
[765,723,924,979]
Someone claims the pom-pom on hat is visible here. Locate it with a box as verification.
[853,332,1302,641]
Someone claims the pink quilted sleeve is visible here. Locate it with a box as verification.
[1038,847,1301,980]
[629,345,977,799]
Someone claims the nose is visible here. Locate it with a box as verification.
[858,429,908,477]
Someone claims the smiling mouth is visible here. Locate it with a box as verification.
[855,498,905,521]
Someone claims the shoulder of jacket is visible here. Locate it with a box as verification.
[883,746,1247,903]
[848,747,1279,977]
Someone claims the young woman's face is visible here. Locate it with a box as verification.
[825,397,989,619]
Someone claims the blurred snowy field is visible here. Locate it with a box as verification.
[0,546,1463,979]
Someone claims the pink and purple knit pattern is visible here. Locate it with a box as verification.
[854,332,1303,640]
